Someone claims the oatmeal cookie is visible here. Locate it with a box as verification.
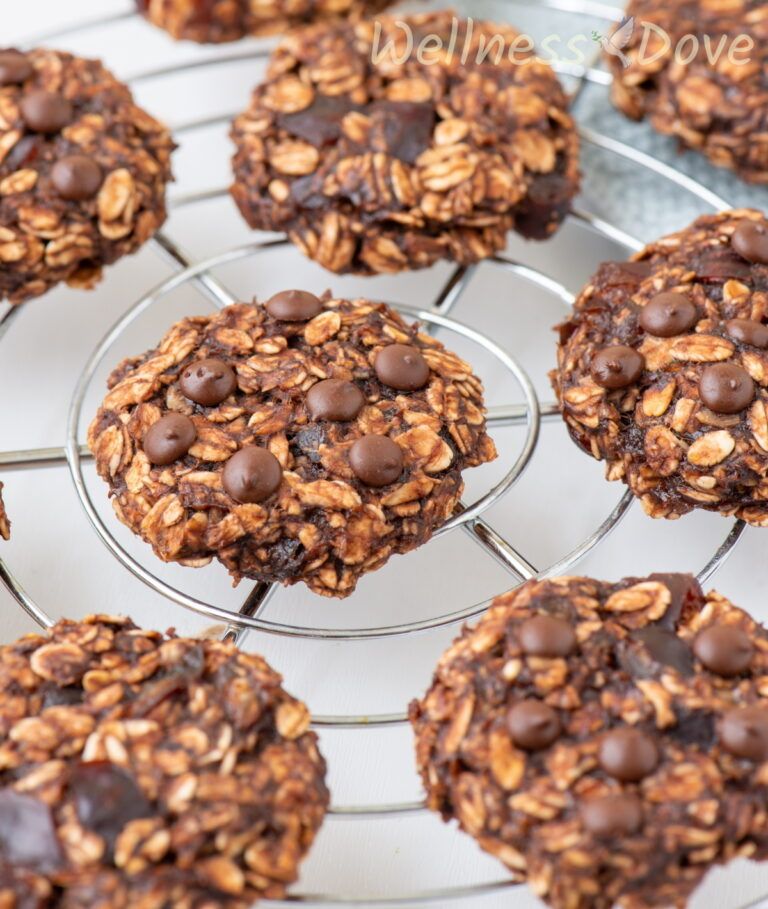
[0,614,329,907]
[0,48,174,304]
[136,0,394,43]
[608,0,768,183]
[411,573,768,909]
[553,209,768,523]
[87,291,497,598]
[0,483,9,541]
[230,12,580,275]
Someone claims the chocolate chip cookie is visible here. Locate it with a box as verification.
[0,482,9,541]
[0,614,328,907]
[87,292,497,598]
[608,0,768,183]
[410,573,768,909]
[137,0,394,43]
[553,209,768,524]
[0,48,174,304]
[230,12,580,275]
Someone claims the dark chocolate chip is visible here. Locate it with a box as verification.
[20,90,72,133]
[307,379,365,422]
[369,100,436,164]
[693,624,753,677]
[604,260,653,286]
[279,94,358,147]
[599,728,659,782]
[590,346,645,390]
[507,700,561,751]
[580,793,643,838]
[694,249,752,281]
[0,789,62,872]
[70,762,152,853]
[265,290,323,322]
[699,363,755,414]
[518,614,576,658]
[639,292,697,338]
[50,155,102,201]
[719,707,768,761]
[647,573,703,628]
[732,220,768,265]
[143,414,196,466]
[375,344,430,391]
[633,627,694,676]
[726,319,768,349]
[222,447,283,504]
[349,435,404,487]
[180,358,237,407]
[0,50,32,85]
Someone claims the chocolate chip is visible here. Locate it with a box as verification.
[604,260,653,287]
[179,358,237,407]
[0,789,62,872]
[719,706,768,761]
[307,379,365,422]
[70,762,152,853]
[222,447,283,504]
[633,627,694,676]
[518,614,576,658]
[599,728,659,781]
[349,435,404,487]
[693,624,753,677]
[369,100,436,164]
[639,292,697,338]
[20,89,72,133]
[590,346,645,390]
[265,290,323,322]
[50,155,102,201]
[0,50,32,85]
[694,249,752,281]
[647,573,703,627]
[375,344,430,391]
[699,363,755,414]
[580,793,643,838]
[143,414,196,466]
[279,94,358,147]
[726,319,768,349]
[732,220,768,265]
[507,700,561,751]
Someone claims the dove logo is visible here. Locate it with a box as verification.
[598,17,634,69]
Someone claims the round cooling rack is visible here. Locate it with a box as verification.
[0,2,766,907]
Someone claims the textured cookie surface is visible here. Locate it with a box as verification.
[137,0,394,43]
[553,209,768,523]
[0,483,8,541]
[608,0,768,183]
[230,12,580,275]
[0,48,174,304]
[411,573,768,909]
[0,615,328,907]
[88,292,497,598]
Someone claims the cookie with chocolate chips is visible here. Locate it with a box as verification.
[608,0,768,184]
[0,614,328,907]
[137,0,394,43]
[553,209,768,524]
[410,573,768,909]
[0,48,174,304]
[0,482,9,541]
[87,292,497,598]
[230,11,580,276]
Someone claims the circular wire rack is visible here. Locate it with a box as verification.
[0,1,763,906]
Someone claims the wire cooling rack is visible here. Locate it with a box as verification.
[0,1,766,906]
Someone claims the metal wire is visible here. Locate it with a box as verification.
[0,1,757,905]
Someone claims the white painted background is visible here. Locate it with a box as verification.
[1,1,768,906]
